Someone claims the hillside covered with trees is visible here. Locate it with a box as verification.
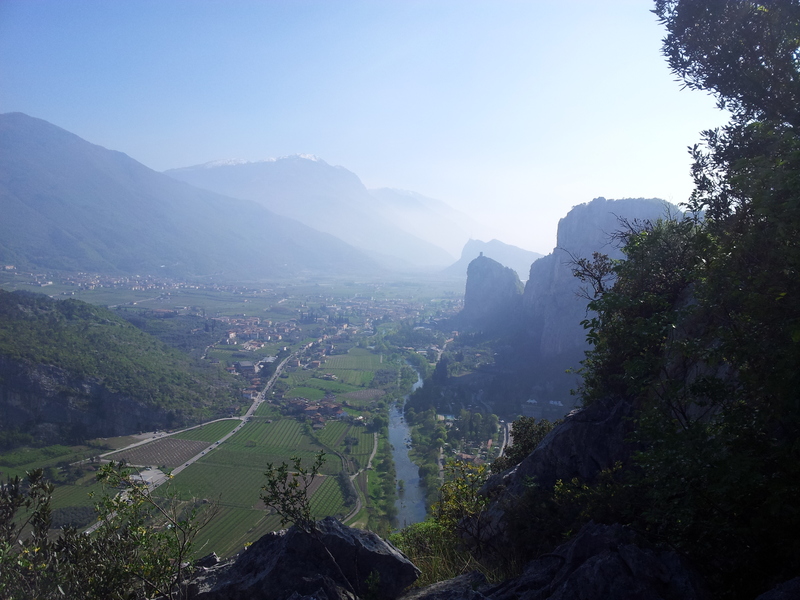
[0,290,241,447]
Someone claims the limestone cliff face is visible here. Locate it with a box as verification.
[520,197,675,401]
[0,356,172,442]
[459,255,523,332]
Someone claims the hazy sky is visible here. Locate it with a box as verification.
[0,0,728,254]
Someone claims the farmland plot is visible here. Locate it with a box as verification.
[172,420,238,443]
[108,438,208,467]
[284,386,325,401]
[168,462,265,508]
[318,369,373,387]
[199,419,339,476]
[191,506,282,558]
[317,421,349,449]
[324,348,383,371]
[309,476,345,519]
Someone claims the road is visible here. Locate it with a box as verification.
[83,332,341,533]
[342,432,379,524]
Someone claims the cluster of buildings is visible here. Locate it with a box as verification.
[214,315,300,347]
[282,397,349,429]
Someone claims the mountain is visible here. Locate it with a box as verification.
[0,113,379,280]
[165,158,456,269]
[367,188,480,258]
[443,239,543,281]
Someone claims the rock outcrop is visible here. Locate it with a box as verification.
[485,522,707,600]
[477,395,638,549]
[189,517,420,600]
[443,239,543,282]
[401,523,706,600]
[458,255,523,333]
[520,197,677,405]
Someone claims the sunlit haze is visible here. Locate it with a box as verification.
[0,0,728,254]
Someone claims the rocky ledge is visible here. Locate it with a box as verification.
[188,516,420,600]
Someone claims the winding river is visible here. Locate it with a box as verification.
[389,371,427,529]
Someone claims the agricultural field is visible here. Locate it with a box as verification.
[185,475,345,559]
[191,506,282,558]
[253,402,282,418]
[319,369,374,387]
[340,389,385,402]
[172,420,239,443]
[284,386,326,401]
[316,421,349,448]
[324,348,384,371]
[0,443,106,480]
[107,438,209,468]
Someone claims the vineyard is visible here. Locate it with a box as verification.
[191,506,282,558]
[108,438,208,468]
[172,419,239,442]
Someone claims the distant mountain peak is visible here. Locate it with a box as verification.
[196,154,328,170]
[200,158,251,168]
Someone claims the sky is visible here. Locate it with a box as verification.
[0,0,729,255]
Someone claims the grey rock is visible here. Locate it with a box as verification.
[755,578,800,600]
[478,396,637,547]
[189,517,419,600]
[485,522,706,600]
[399,572,489,600]
[459,255,523,333]
[195,553,220,569]
[520,197,676,404]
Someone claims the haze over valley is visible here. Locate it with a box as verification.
[2,2,798,599]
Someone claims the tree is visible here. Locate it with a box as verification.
[260,452,357,596]
[491,416,558,473]
[0,464,217,600]
[433,460,491,555]
[655,0,800,127]
[556,3,800,596]
[261,451,325,533]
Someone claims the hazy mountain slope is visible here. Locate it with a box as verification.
[367,188,480,259]
[165,157,455,269]
[443,238,543,281]
[0,113,378,279]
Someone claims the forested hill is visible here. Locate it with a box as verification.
[0,290,240,447]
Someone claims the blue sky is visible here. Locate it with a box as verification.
[0,0,727,254]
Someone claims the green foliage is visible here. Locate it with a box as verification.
[491,416,557,473]
[390,519,497,588]
[392,461,517,587]
[0,464,217,599]
[261,451,326,533]
[432,461,491,555]
[0,290,239,443]
[550,5,800,595]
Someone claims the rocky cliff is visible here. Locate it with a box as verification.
[457,255,523,333]
[519,197,677,404]
[443,239,543,282]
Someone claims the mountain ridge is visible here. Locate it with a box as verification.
[165,158,463,269]
[0,112,380,280]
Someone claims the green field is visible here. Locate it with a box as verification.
[169,419,336,505]
[284,386,326,401]
[192,506,281,558]
[324,348,385,371]
[172,420,239,442]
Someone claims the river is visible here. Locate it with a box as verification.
[389,370,427,529]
